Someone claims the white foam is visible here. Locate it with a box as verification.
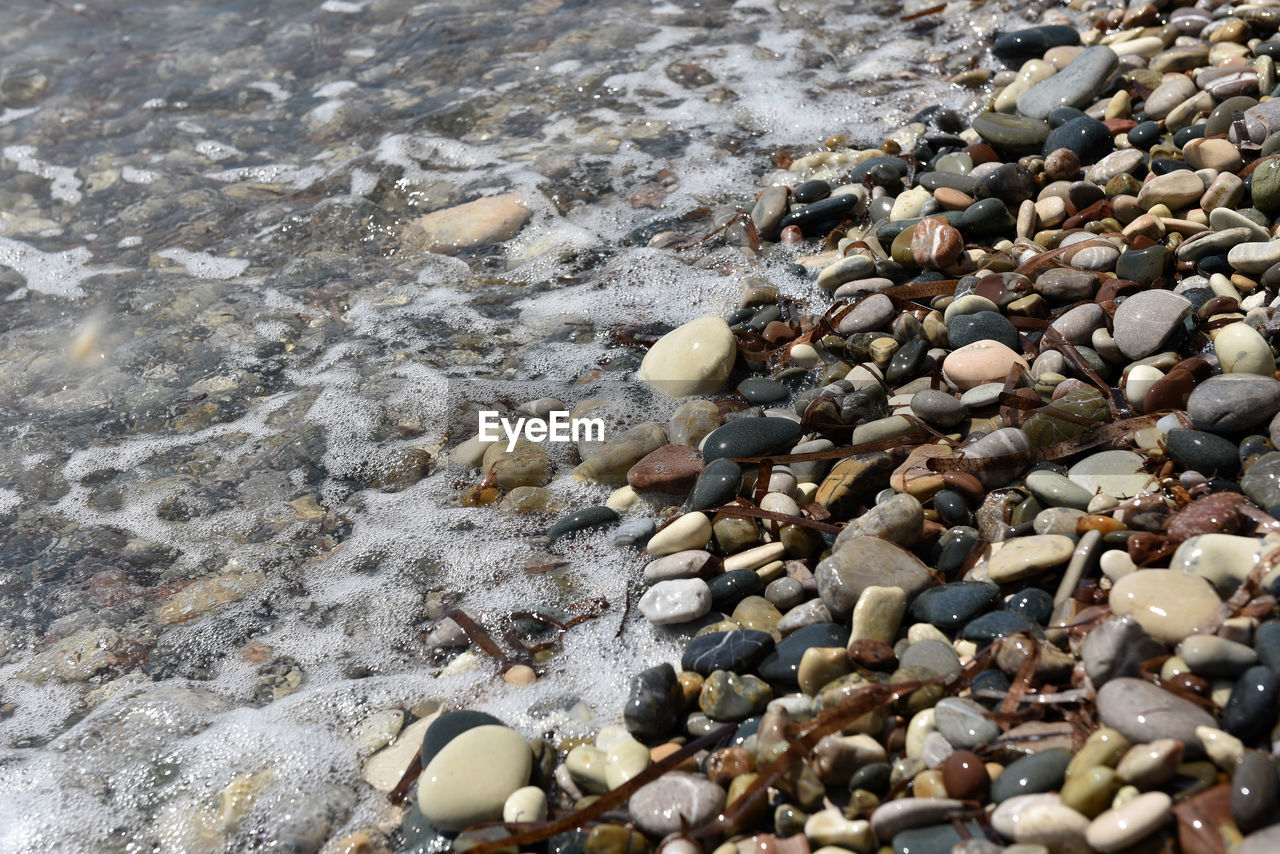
[204,163,328,188]
[0,237,129,299]
[116,236,142,248]
[0,488,20,513]
[4,145,83,205]
[121,166,159,184]
[314,81,358,98]
[155,248,250,279]
[321,0,364,11]
[195,140,242,161]
[247,80,291,101]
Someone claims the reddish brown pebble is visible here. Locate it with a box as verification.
[1173,783,1233,854]
[933,188,973,211]
[1165,492,1250,541]
[846,639,897,671]
[939,750,989,799]
[911,217,963,270]
[1103,118,1138,134]
[651,741,700,773]
[941,471,986,505]
[1076,514,1128,535]
[627,444,705,494]
[763,320,795,344]
[964,143,1000,165]
[781,225,804,245]
[1044,148,1082,182]
[705,746,755,786]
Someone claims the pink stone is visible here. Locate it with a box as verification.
[941,339,1029,391]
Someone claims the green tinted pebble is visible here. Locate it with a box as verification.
[1065,727,1131,781]
[1060,766,1125,818]
[1011,495,1043,526]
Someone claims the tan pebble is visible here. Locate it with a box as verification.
[502,665,537,685]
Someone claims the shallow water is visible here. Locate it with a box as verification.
[0,0,1065,849]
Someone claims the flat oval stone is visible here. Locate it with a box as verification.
[933,696,1000,749]
[1024,469,1093,510]
[837,293,895,334]
[972,112,1051,151]
[421,710,506,771]
[948,311,1018,351]
[870,797,967,841]
[990,748,1073,803]
[1223,665,1280,744]
[689,458,742,511]
[910,388,966,429]
[418,725,533,832]
[1109,569,1221,644]
[960,382,1005,408]
[1017,46,1119,119]
[1136,170,1207,211]
[1085,791,1172,852]
[646,512,712,556]
[548,506,620,544]
[638,578,712,625]
[628,772,725,836]
[639,317,737,397]
[942,339,1029,392]
[624,663,683,739]
[1096,677,1217,748]
[1188,375,1280,433]
[1164,429,1240,476]
[815,536,934,617]
[701,417,802,464]
[817,253,877,291]
[1228,240,1280,275]
[908,581,1000,631]
[1067,450,1154,499]
[1231,751,1280,834]
[1111,290,1193,359]
[1041,115,1114,163]
[1171,533,1271,595]
[682,630,775,676]
[1180,635,1257,678]
[986,534,1075,583]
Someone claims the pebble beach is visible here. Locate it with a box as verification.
[8,0,1280,852]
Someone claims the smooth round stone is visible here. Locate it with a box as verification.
[908,582,1000,631]
[933,697,1000,749]
[990,748,1073,803]
[624,663,683,738]
[1188,375,1280,433]
[991,793,1061,839]
[757,622,850,684]
[815,536,934,617]
[1111,290,1193,360]
[986,534,1075,583]
[736,377,788,405]
[503,786,548,823]
[870,797,967,841]
[1116,738,1183,788]
[1179,635,1258,677]
[993,25,1080,59]
[1018,46,1119,120]
[628,772,725,836]
[1231,751,1280,834]
[682,630,774,676]
[1115,244,1169,287]
[1223,665,1280,744]
[1003,588,1053,625]
[701,418,803,464]
[708,570,765,612]
[645,549,717,583]
[910,388,966,429]
[1257,621,1280,673]
[972,112,1051,151]
[1024,469,1093,510]
[942,340,1028,392]
[1096,678,1217,748]
[960,382,1005,408]
[1229,240,1280,275]
[837,293,895,335]
[1214,322,1276,376]
[1145,76,1197,120]
[1050,302,1105,345]
[1007,799,1091,850]
[939,750,988,799]
[689,458,742,511]
[1067,450,1153,499]
[1243,452,1280,509]
[1084,791,1172,852]
[1164,429,1240,477]
[1035,268,1096,302]
[699,670,771,721]
[548,506,620,544]
[1109,569,1221,644]
[899,638,962,677]
[646,512,712,556]
[1171,534,1270,595]
[639,317,736,397]
[638,578,712,625]
[417,725,533,831]
[963,426,1035,488]
[1136,170,1206,211]
[1041,115,1114,163]
[1060,765,1123,819]
[1239,825,1280,854]
[960,610,1038,643]
[948,311,1018,351]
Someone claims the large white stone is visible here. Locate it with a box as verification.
[417,725,533,831]
[1214,322,1275,375]
[638,316,737,397]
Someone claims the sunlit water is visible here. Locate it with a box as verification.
[0,0,1070,849]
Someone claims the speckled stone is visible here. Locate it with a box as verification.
[1096,677,1217,748]
[1111,290,1193,360]
[1188,375,1280,434]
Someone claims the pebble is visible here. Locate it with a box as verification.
[908,582,999,631]
[1016,46,1119,119]
[624,664,683,739]
[701,417,803,464]
[933,697,1001,749]
[1096,678,1217,747]
[628,772,726,836]
[1231,750,1280,834]
[941,340,1029,391]
[1084,791,1172,852]
[1213,322,1275,376]
[990,748,1072,803]
[1110,290,1192,360]
[1108,569,1222,644]
[985,534,1075,583]
[815,536,934,617]
[417,725,533,832]
[1187,375,1280,434]
[638,578,712,624]
[682,630,774,676]
[408,193,530,254]
[646,512,712,555]
[638,316,737,397]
